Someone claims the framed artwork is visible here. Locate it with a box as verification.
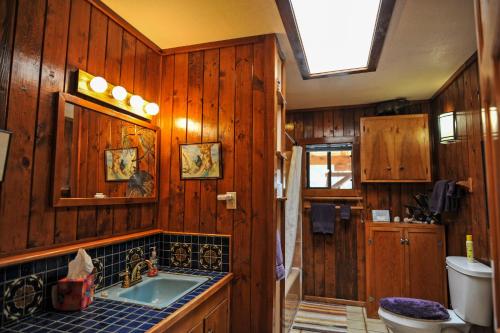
[372,209,391,222]
[0,130,12,182]
[180,142,222,180]
[105,147,138,182]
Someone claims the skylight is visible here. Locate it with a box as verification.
[276,0,394,79]
[290,0,381,74]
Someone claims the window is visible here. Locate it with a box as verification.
[306,143,353,189]
[276,0,396,79]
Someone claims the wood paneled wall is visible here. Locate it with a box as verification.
[430,57,490,262]
[158,35,278,333]
[286,102,431,301]
[287,55,490,302]
[0,0,161,255]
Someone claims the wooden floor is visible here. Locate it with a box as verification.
[290,302,389,333]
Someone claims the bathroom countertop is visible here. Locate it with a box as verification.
[2,268,232,333]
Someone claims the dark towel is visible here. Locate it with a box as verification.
[445,181,461,212]
[429,180,449,214]
[311,202,335,234]
[276,231,285,281]
[340,204,351,221]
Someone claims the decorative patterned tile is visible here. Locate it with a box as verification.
[3,275,44,323]
[170,243,192,268]
[199,244,222,270]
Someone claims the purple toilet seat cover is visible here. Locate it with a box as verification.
[380,297,450,321]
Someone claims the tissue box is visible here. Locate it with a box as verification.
[51,274,94,311]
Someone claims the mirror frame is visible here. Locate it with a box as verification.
[52,92,160,207]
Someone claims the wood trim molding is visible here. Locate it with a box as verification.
[275,0,395,80]
[431,52,478,100]
[288,99,429,114]
[161,34,273,55]
[0,229,232,268]
[304,295,366,307]
[0,229,161,267]
[86,0,162,54]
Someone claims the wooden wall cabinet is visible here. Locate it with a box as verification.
[361,114,431,182]
[365,223,446,318]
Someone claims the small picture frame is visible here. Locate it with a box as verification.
[105,147,138,182]
[372,210,391,222]
[0,130,12,182]
[180,142,222,180]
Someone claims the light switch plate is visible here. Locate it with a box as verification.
[226,192,236,209]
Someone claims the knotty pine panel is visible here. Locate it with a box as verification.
[0,0,162,255]
[431,59,489,262]
[158,36,278,333]
[287,102,432,301]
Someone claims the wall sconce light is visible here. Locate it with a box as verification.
[89,76,108,93]
[77,70,159,120]
[438,111,457,144]
[111,86,127,101]
[145,103,160,116]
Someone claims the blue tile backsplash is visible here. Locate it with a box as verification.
[0,232,230,328]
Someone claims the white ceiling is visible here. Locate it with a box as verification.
[103,0,477,110]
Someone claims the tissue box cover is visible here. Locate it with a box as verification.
[52,274,94,311]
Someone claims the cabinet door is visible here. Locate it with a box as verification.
[188,321,204,333]
[393,115,431,181]
[361,117,396,181]
[205,299,229,333]
[405,228,446,304]
[366,226,406,317]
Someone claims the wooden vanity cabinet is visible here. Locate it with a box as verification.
[188,299,228,333]
[152,278,231,333]
[365,223,446,318]
[361,114,431,182]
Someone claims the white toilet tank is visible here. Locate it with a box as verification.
[446,256,493,327]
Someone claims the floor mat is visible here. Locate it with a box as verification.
[291,301,348,333]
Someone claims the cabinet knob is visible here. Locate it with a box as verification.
[208,330,214,333]
[386,167,392,171]
[399,166,405,170]
[400,238,405,245]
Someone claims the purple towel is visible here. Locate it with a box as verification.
[311,202,335,234]
[340,204,351,221]
[380,297,450,321]
[430,180,449,214]
[276,231,285,281]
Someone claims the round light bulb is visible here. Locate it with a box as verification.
[129,95,144,109]
[111,86,127,101]
[145,103,160,116]
[89,76,108,93]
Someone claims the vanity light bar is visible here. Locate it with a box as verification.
[77,69,159,120]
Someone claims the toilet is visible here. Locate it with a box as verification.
[378,256,493,333]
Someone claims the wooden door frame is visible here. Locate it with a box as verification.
[473,1,500,330]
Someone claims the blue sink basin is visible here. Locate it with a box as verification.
[96,272,209,309]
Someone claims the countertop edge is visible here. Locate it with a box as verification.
[147,272,234,332]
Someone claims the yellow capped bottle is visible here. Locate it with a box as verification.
[466,234,474,262]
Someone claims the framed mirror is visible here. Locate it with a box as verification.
[53,93,160,207]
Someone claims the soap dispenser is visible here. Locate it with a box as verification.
[146,246,159,277]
